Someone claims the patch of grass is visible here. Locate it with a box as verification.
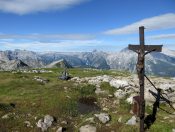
[61,99,78,117]
[78,84,96,97]
[100,82,115,94]
[118,125,138,132]
[149,121,174,132]
[66,68,130,78]
[119,98,132,113]
[145,105,153,114]
[0,68,174,131]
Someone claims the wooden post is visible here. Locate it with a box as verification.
[139,26,145,132]
[128,26,162,132]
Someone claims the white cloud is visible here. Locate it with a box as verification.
[148,34,175,40]
[0,39,103,52]
[0,0,88,15]
[0,33,94,40]
[104,13,175,35]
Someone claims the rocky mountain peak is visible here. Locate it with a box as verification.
[0,48,175,77]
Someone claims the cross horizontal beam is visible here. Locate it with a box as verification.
[128,45,163,52]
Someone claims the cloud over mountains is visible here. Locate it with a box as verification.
[104,13,175,35]
[0,34,94,40]
[148,34,175,40]
[0,0,88,15]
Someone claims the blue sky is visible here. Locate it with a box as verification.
[0,0,175,52]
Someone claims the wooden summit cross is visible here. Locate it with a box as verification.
[128,26,163,132]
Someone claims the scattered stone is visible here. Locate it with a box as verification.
[159,84,175,91]
[44,115,54,127]
[173,103,175,109]
[56,127,66,132]
[105,123,111,127]
[169,120,174,123]
[61,121,68,125]
[88,79,101,86]
[32,69,52,73]
[1,113,13,119]
[102,107,109,111]
[79,124,96,132]
[113,100,119,105]
[27,113,32,117]
[126,116,137,125]
[114,89,126,99]
[17,69,53,74]
[33,76,49,84]
[24,121,31,127]
[71,75,175,104]
[66,95,71,99]
[118,117,122,123]
[108,94,114,98]
[36,115,54,132]
[32,103,36,106]
[126,96,134,104]
[172,128,175,132]
[94,113,110,124]
[85,117,95,123]
[56,127,62,132]
[103,75,113,82]
[34,116,38,120]
[64,87,68,90]
[1,114,10,119]
[163,116,169,120]
[36,119,48,132]
[95,87,107,95]
[109,79,129,88]
[72,75,113,86]
[71,77,80,81]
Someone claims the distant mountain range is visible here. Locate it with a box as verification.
[0,48,175,77]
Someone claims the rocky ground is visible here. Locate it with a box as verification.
[71,74,175,106]
[0,68,175,132]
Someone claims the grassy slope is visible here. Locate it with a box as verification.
[0,68,174,132]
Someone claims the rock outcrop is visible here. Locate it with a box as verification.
[79,124,96,132]
[0,59,29,71]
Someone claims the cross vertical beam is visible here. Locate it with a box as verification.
[140,26,145,46]
[128,26,162,132]
[138,26,145,132]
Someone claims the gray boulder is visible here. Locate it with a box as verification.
[24,121,31,127]
[44,115,54,127]
[110,79,129,88]
[94,113,110,124]
[126,116,137,125]
[114,89,127,99]
[36,115,54,132]
[79,124,96,132]
[36,119,48,132]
